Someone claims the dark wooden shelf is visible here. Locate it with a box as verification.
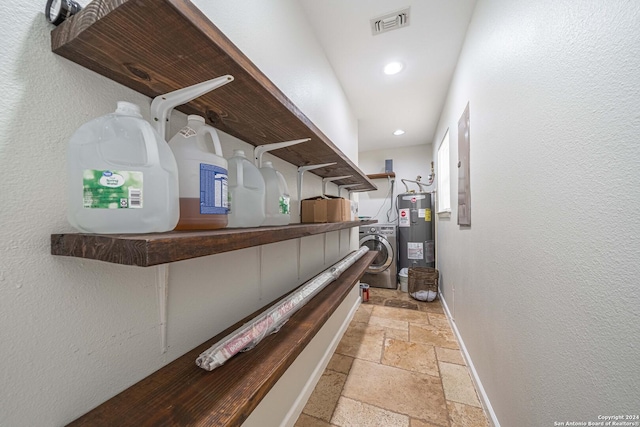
[51,220,376,267]
[67,250,377,427]
[50,0,375,192]
[367,172,396,179]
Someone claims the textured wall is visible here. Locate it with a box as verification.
[358,145,434,223]
[432,0,640,425]
[0,1,358,425]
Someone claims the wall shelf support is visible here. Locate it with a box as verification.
[322,175,351,197]
[254,138,310,168]
[150,75,234,139]
[297,163,336,206]
[155,264,169,354]
[338,183,363,198]
[296,163,336,278]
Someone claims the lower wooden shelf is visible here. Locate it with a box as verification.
[67,250,377,427]
[367,172,395,179]
[51,220,376,267]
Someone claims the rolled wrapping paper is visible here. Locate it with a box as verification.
[196,246,370,371]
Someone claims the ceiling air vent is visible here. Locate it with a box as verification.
[370,7,410,36]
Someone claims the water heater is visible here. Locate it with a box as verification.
[397,192,435,270]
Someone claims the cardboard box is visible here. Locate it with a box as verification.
[301,198,327,223]
[301,196,351,223]
[326,197,351,222]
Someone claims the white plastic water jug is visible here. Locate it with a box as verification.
[227,149,265,227]
[169,115,228,230]
[260,161,290,226]
[67,101,179,233]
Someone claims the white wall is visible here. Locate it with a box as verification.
[194,0,359,163]
[0,1,358,426]
[358,145,433,224]
[432,0,640,425]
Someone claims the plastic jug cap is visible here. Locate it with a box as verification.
[187,115,206,123]
[115,101,142,117]
[233,149,246,157]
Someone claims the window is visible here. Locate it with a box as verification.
[437,129,451,214]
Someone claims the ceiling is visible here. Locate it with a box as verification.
[298,0,477,152]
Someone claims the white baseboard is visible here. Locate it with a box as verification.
[280,292,361,427]
[439,293,501,427]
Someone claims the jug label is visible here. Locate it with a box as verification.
[83,170,143,209]
[200,163,228,215]
[179,126,197,138]
[279,196,290,215]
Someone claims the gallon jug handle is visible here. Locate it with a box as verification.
[140,123,161,166]
[198,125,223,157]
[235,159,244,187]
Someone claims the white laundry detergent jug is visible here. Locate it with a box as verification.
[67,101,179,233]
[260,161,290,226]
[227,149,265,227]
[169,115,228,230]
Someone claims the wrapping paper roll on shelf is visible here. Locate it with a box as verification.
[196,246,370,371]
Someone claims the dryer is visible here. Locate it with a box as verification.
[359,224,397,289]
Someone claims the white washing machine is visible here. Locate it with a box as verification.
[359,224,398,289]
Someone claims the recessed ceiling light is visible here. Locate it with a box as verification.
[384,62,404,75]
[393,129,405,136]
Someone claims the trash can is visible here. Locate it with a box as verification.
[408,267,439,302]
[398,268,409,292]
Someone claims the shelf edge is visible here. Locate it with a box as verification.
[51,220,377,267]
[367,172,396,179]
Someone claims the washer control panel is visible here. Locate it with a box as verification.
[360,226,397,236]
[359,225,397,236]
[376,226,396,235]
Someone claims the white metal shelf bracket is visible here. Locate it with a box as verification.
[337,184,363,250]
[150,75,234,354]
[322,175,351,197]
[320,176,350,264]
[297,237,302,280]
[155,265,169,354]
[295,162,336,279]
[338,183,363,198]
[297,163,336,206]
[254,138,310,167]
[150,75,234,140]
[258,246,264,302]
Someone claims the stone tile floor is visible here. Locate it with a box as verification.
[294,288,490,427]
